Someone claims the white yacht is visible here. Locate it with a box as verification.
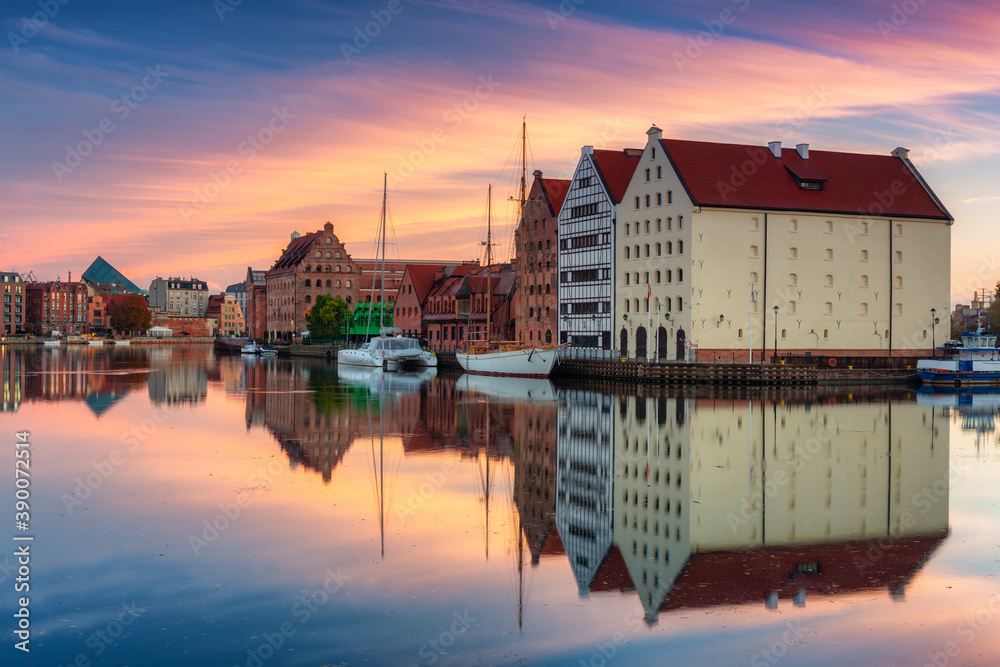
[338,331,437,370]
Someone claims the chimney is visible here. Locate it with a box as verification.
[795,143,809,160]
[646,124,663,140]
[582,145,594,156]
[768,141,782,158]
[891,146,910,160]
[532,169,543,178]
[68,270,72,282]
[290,231,300,241]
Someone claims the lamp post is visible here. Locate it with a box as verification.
[931,308,938,358]
[772,305,779,362]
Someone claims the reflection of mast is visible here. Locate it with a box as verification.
[367,380,395,558]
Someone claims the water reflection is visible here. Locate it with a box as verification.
[2,344,984,665]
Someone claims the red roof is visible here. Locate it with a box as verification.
[661,139,951,220]
[540,177,572,216]
[590,545,635,593]
[592,148,643,203]
[265,232,321,277]
[205,294,224,316]
[660,534,945,611]
[403,264,448,303]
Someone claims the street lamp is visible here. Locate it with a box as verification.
[930,308,939,358]
[772,305,779,362]
[718,314,724,328]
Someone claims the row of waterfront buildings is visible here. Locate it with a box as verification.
[246,126,955,359]
[5,127,960,357]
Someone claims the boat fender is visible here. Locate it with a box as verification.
[828,358,837,367]
[955,379,961,388]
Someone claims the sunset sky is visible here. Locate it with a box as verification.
[2,0,998,300]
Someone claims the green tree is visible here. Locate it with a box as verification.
[306,294,350,340]
[109,295,151,335]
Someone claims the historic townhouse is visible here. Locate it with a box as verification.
[265,222,360,341]
[207,293,244,336]
[515,170,571,347]
[617,125,952,361]
[244,268,267,340]
[557,146,642,350]
[148,276,210,317]
[26,279,90,334]
[422,265,515,352]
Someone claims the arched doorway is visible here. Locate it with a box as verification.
[636,326,647,360]
[657,326,668,360]
[676,328,686,361]
[620,328,628,358]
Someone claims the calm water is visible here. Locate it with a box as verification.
[2,344,999,666]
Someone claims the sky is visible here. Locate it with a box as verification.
[1,0,998,299]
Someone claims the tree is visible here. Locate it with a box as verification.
[23,322,34,335]
[306,295,350,340]
[108,295,151,335]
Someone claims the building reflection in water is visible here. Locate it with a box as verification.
[557,388,950,623]
[147,347,209,405]
[2,344,152,415]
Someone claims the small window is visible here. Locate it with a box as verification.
[643,271,649,284]
[625,225,630,236]
[824,220,833,233]
[656,193,662,205]
[895,303,903,316]
[656,219,662,232]
[678,240,684,254]
[678,215,684,229]
[665,270,672,283]
[645,244,650,258]
[645,220,650,233]
[825,248,833,260]
[789,219,798,232]
[656,243,662,256]
[824,329,829,339]
[861,221,869,235]
[894,224,902,236]
[789,273,797,286]
[634,245,640,258]
[861,249,869,262]
[825,274,833,286]
[781,328,787,339]
[666,241,673,254]
[750,217,759,231]
[677,268,684,282]
[625,273,630,285]
[788,301,797,314]
[625,246,630,259]
[895,251,902,263]
[667,191,673,204]
[789,247,798,259]
[738,328,743,338]
[655,270,661,283]
[635,196,640,209]
[824,302,833,314]
[861,275,869,288]
[750,245,758,258]
[645,168,650,181]
[860,302,868,316]
[645,195,651,208]
[895,276,903,288]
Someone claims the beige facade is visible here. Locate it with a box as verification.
[617,127,952,361]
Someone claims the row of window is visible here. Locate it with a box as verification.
[570,203,599,218]
[747,219,903,236]
[625,241,683,259]
[624,269,684,285]
[625,217,683,235]
[303,265,352,273]
[560,302,611,315]
[560,233,608,250]
[634,190,674,209]
[303,279,352,289]
[749,247,906,263]
[560,269,610,283]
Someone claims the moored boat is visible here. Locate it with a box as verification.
[917,325,1000,387]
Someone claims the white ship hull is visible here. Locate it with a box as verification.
[456,346,559,378]
[337,336,437,369]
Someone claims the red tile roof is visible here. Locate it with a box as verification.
[590,545,635,593]
[661,139,951,220]
[265,232,321,277]
[403,264,448,303]
[591,148,643,203]
[205,294,224,316]
[660,534,945,611]
[540,177,572,216]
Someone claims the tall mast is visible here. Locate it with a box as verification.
[379,172,387,333]
[519,118,527,342]
[486,185,492,345]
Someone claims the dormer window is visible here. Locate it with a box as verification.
[785,164,826,190]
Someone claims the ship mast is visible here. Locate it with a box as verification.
[518,118,527,343]
[485,185,493,346]
[379,172,387,334]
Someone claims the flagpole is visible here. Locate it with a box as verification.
[749,273,754,363]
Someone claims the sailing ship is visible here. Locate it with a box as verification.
[338,174,437,371]
[456,121,562,378]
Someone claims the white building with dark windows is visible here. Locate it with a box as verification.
[557,146,642,350]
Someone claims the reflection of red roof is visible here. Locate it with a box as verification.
[591,545,636,592]
[661,534,946,611]
[541,177,572,216]
[592,148,643,203]
[266,232,321,277]
[661,139,951,220]
[541,522,565,557]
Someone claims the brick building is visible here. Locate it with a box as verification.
[26,279,90,335]
[265,222,360,341]
[514,170,571,347]
[245,268,267,340]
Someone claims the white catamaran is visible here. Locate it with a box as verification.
[456,121,562,378]
[337,174,437,371]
